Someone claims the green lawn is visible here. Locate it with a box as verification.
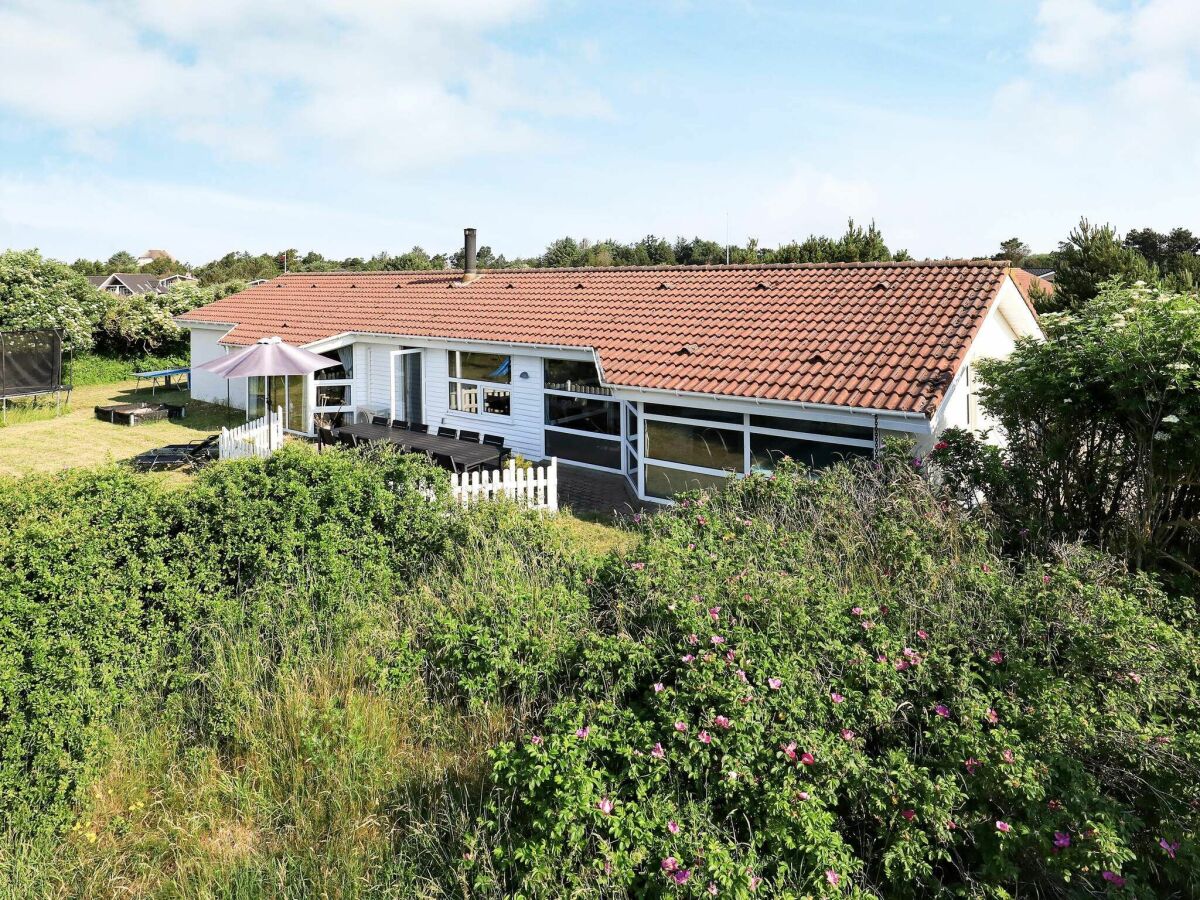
[0,381,242,478]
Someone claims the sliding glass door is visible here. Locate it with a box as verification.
[390,349,423,424]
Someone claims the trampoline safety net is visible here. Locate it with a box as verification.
[0,330,65,400]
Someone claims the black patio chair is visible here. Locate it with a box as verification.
[317,427,337,452]
[391,419,408,429]
[458,430,481,443]
[431,451,465,475]
[338,431,359,449]
[408,422,428,433]
[129,434,219,472]
[371,414,389,426]
[437,426,458,439]
[482,433,511,465]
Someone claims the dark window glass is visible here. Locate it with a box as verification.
[626,403,639,437]
[749,414,873,441]
[545,429,622,469]
[451,351,511,384]
[644,464,732,500]
[645,419,743,471]
[314,349,353,380]
[315,384,351,407]
[644,403,744,424]
[545,395,620,435]
[484,388,511,416]
[750,434,873,472]
[545,358,609,394]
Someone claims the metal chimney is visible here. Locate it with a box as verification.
[464,227,478,276]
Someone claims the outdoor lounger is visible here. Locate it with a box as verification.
[129,434,219,472]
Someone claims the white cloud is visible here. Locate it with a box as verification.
[0,0,598,171]
[1030,0,1123,73]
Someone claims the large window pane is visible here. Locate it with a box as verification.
[644,403,744,424]
[545,358,609,394]
[750,434,874,473]
[451,351,511,384]
[645,419,743,471]
[644,464,732,500]
[545,395,620,434]
[545,429,622,469]
[626,403,639,437]
[287,375,305,431]
[248,376,265,419]
[749,414,873,441]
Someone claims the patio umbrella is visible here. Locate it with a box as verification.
[195,336,339,450]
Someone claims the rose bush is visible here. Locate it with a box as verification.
[490,459,1200,897]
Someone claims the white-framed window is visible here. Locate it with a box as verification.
[449,351,512,417]
[543,358,622,471]
[312,347,355,432]
[635,403,877,500]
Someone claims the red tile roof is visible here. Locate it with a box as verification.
[1008,267,1055,304]
[179,261,1016,416]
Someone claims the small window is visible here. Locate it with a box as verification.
[749,414,873,441]
[314,349,353,380]
[545,358,609,395]
[643,403,744,425]
[750,434,872,473]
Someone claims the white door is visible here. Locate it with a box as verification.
[389,349,424,424]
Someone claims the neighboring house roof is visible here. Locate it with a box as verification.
[1009,268,1055,303]
[1021,266,1055,279]
[179,260,1026,416]
[85,275,109,287]
[110,273,168,294]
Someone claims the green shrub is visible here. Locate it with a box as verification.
[0,446,453,836]
[490,460,1200,897]
[68,350,189,386]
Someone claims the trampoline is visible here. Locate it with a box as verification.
[0,330,70,420]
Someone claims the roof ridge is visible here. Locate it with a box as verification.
[279,259,1005,277]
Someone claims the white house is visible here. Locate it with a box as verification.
[178,229,1041,504]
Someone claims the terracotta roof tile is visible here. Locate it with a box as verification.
[179,261,1013,417]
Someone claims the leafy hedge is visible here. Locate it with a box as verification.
[0,446,451,834]
[488,460,1200,897]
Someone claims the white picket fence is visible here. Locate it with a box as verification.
[220,407,285,461]
[450,457,558,511]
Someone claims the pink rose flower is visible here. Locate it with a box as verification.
[1101,871,1125,887]
[825,869,840,886]
[698,730,712,744]
[996,820,1011,834]
[986,708,999,724]
[675,721,688,733]
[840,728,855,741]
[917,629,928,640]
[902,809,915,821]
[530,735,543,746]
[800,751,815,766]
[934,704,950,718]
[831,692,845,704]
[652,742,666,759]
[653,682,665,693]
[576,727,590,740]
[965,757,980,775]
[1053,831,1070,849]
[673,869,691,885]
[768,677,782,690]
[989,650,1004,665]
[661,856,678,872]
[668,819,680,834]
[714,715,732,729]
[708,606,721,620]
[781,741,797,761]
[597,798,613,815]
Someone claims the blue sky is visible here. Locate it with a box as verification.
[1,0,1197,264]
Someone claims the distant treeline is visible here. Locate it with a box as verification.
[68,220,910,285]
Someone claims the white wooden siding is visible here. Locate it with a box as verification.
[189,326,246,410]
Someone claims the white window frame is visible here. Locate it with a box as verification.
[389,348,424,424]
[448,350,514,420]
[310,348,355,434]
[541,362,623,472]
[634,404,878,501]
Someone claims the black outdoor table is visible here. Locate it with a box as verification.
[334,423,499,471]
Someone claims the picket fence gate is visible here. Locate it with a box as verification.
[220,407,285,461]
[450,457,558,511]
